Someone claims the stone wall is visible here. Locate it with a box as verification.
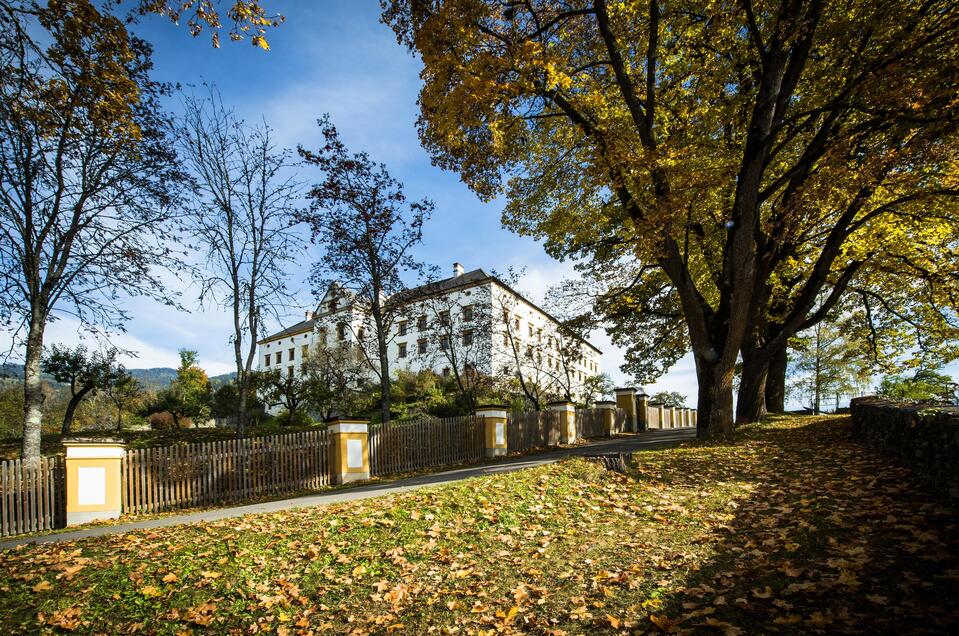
[850,396,959,498]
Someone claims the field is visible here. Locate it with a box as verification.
[1,416,957,634]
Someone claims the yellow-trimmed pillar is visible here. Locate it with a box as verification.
[636,392,649,432]
[549,401,577,444]
[476,405,508,458]
[64,439,124,526]
[328,418,370,484]
[692,409,698,426]
[596,400,617,436]
[614,387,637,432]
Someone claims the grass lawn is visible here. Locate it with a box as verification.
[1,416,958,634]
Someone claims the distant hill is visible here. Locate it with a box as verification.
[0,363,235,390]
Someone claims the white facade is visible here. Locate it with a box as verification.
[257,265,603,401]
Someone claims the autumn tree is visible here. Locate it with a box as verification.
[151,350,213,428]
[178,89,300,435]
[0,1,189,461]
[383,0,959,436]
[297,116,432,425]
[41,345,122,435]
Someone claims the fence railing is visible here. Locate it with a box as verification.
[370,415,484,476]
[0,456,65,538]
[123,429,332,515]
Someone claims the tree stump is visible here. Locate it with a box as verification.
[582,452,633,473]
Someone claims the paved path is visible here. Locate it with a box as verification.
[0,428,695,550]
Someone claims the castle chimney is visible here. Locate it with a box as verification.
[305,310,315,320]
[453,262,464,277]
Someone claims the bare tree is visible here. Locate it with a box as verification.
[300,342,366,420]
[0,3,185,462]
[298,116,431,424]
[491,269,553,410]
[412,273,495,411]
[178,88,300,435]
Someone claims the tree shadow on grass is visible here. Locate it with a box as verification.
[640,418,959,634]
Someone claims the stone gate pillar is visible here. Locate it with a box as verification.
[615,387,638,432]
[476,405,509,458]
[328,418,370,484]
[549,402,577,444]
[64,439,124,526]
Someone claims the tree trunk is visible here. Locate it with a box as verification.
[21,318,46,465]
[61,386,94,435]
[236,375,249,436]
[765,345,787,413]
[736,352,769,424]
[694,356,736,438]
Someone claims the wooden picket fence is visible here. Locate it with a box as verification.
[507,410,562,452]
[122,429,332,514]
[575,407,606,439]
[369,415,484,476]
[0,456,65,538]
[0,404,640,538]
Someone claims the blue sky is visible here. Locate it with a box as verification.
[1,1,696,401]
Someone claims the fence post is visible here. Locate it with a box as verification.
[63,439,125,526]
[549,401,577,444]
[328,418,370,485]
[615,387,637,432]
[596,401,617,436]
[476,406,509,458]
[636,392,649,432]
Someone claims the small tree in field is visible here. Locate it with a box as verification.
[297,116,431,425]
[107,372,144,432]
[300,343,366,421]
[152,350,213,428]
[42,345,122,435]
[649,391,687,409]
[258,369,310,425]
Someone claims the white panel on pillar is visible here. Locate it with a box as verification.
[495,421,505,446]
[346,439,363,468]
[77,466,106,506]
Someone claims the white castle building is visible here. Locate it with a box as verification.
[257,264,603,401]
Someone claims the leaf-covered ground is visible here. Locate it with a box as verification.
[2,416,958,634]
